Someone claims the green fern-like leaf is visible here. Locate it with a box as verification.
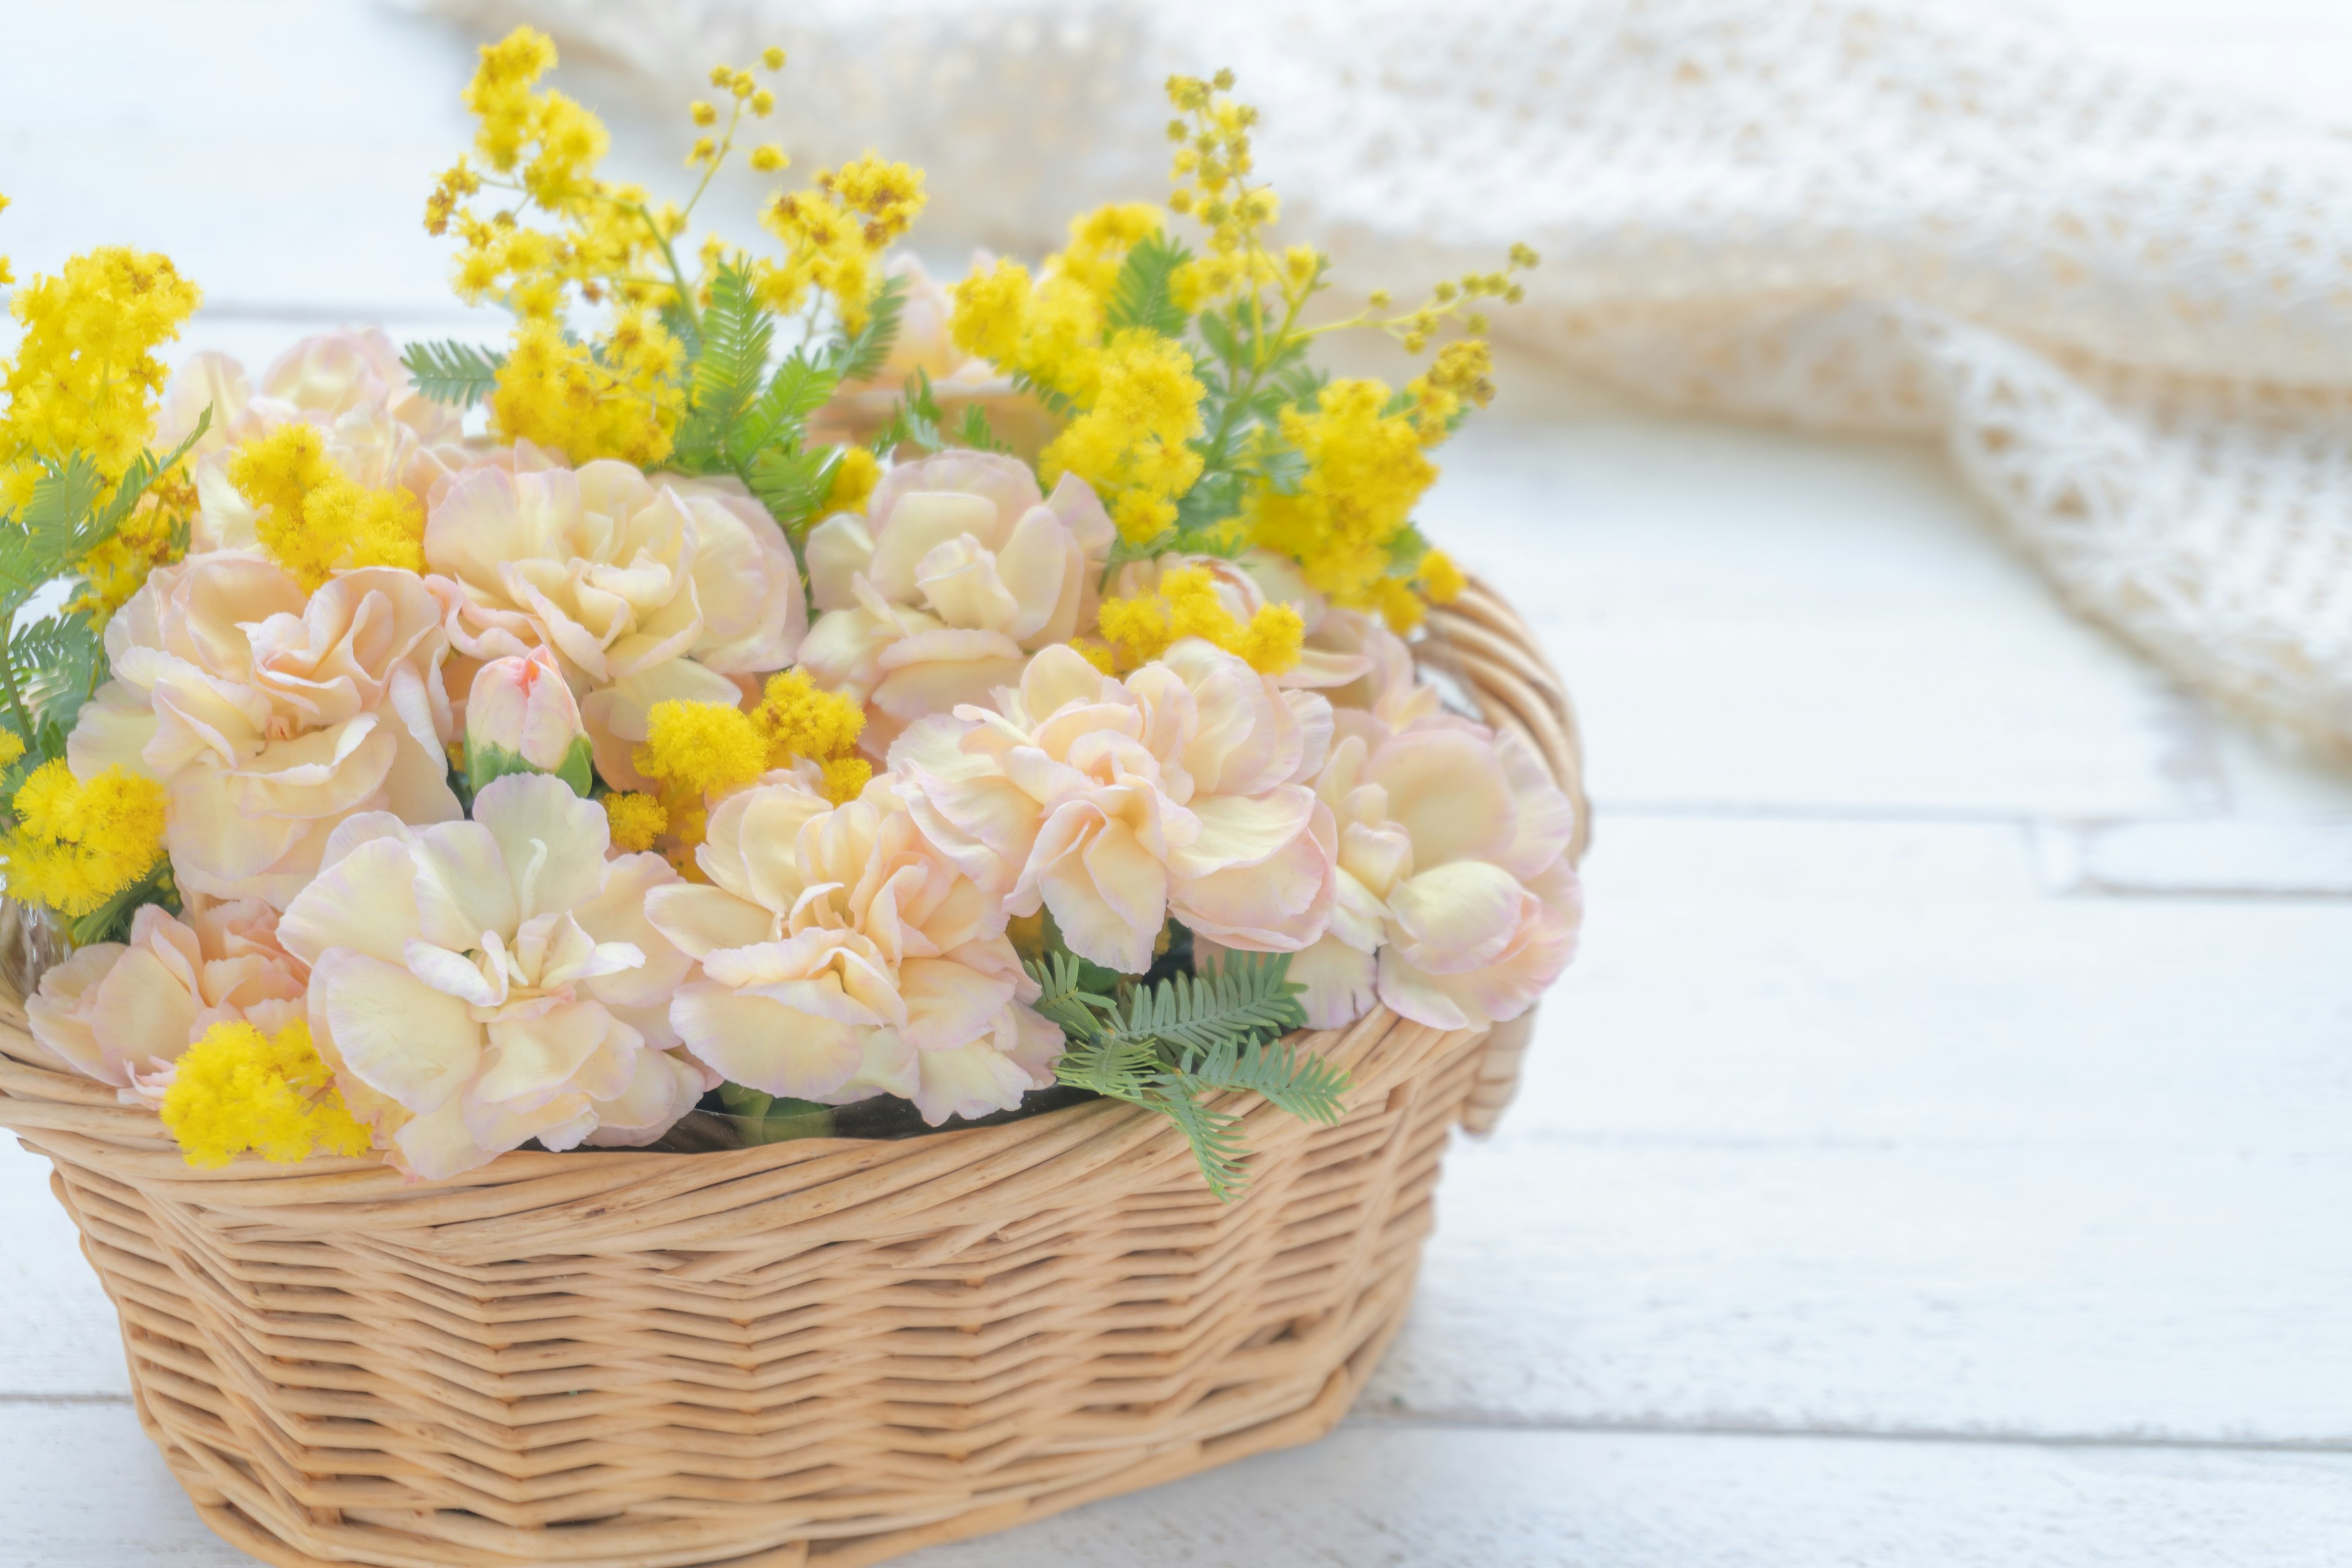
[1022,944,1336,1202]
[659,295,705,366]
[1053,1035,1161,1102]
[11,454,107,562]
[954,404,1012,455]
[869,368,946,457]
[1025,951,1116,1039]
[1106,230,1194,339]
[747,443,841,534]
[67,857,176,948]
[731,349,840,458]
[400,340,506,409]
[1178,1034,1349,1126]
[685,261,775,450]
[13,614,103,732]
[94,407,210,539]
[1111,950,1306,1055]
[1147,1076,1250,1200]
[829,273,910,385]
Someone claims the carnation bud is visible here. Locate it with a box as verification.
[466,647,592,797]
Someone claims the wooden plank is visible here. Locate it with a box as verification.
[1419,417,2216,820]
[1372,1138,2352,1442]
[3,1403,2347,1568]
[0,1137,129,1398]
[2038,820,2352,897]
[1355,816,2352,1439]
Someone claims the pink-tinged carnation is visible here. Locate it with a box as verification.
[466,646,592,786]
[798,451,1114,755]
[891,640,1338,974]
[1303,605,1446,740]
[160,331,471,553]
[1245,714,1581,1033]
[643,772,1060,1125]
[423,458,804,790]
[274,774,707,1180]
[1106,550,1376,691]
[67,552,462,908]
[25,897,306,1107]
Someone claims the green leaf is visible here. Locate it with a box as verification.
[1052,1034,1160,1102]
[13,454,106,559]
[1146,1076,1250,1200]
[717,1082,838,1145]
[466,735,594,799]
[1109,949,1306,1055]
[1194,307,1244,369]
[868,368,946,457]
[953,403,1013,456]
[1025,951,1117,1038]
[829,273,910,385]
[1384,521,1432,573]
[94,407,211,539]
[1105,229,1194,339]
[1271,363,1328,412]
[401,340,507,409]
[659,295,705,366]
[731,349,839,458]
[747,442,841,533]
[1022,942,1347,1202]
[13,614,102,733]
[684,260,775,454]
[1177,1033,1349,1126]
[66,856,177,948]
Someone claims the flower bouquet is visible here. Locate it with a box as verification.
[0,31,1585,1567]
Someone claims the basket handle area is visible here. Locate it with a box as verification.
[1421,575,1589,1136]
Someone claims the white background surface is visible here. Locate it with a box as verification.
[4,2,2352,1563]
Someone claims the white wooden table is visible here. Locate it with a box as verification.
[4,3,2351,1563]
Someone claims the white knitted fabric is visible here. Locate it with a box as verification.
[425,0,2352,752]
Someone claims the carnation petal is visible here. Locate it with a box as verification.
[1385,861,1528,974]
[313,949,481,1114]
[278,837,426,967]
[910,1039,1034,1126]
[898,956,1017,1052]
[670,982,863,1099]
[643,883,774,959]
[472,772,609,920]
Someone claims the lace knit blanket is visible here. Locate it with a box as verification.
[423,0,2352,756]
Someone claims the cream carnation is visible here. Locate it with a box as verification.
[25,897,306,1106]
[423,458,805,790]
[68,553,462,908]
[275,773,707,1180]
[643,771,1060,1125]
[798,451,1114,753]
[161,331,470,552]
[891,640,1338,974]
[1265,716,1581,1032]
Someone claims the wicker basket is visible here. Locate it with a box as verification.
[0,579,1583,1568]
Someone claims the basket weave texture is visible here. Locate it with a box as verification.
[0,579,1583,1568]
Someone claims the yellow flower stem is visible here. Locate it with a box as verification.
[1198,272,1310,477]
[677,96,747,227]
[481,167,708,336]
[590,191,703,336]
